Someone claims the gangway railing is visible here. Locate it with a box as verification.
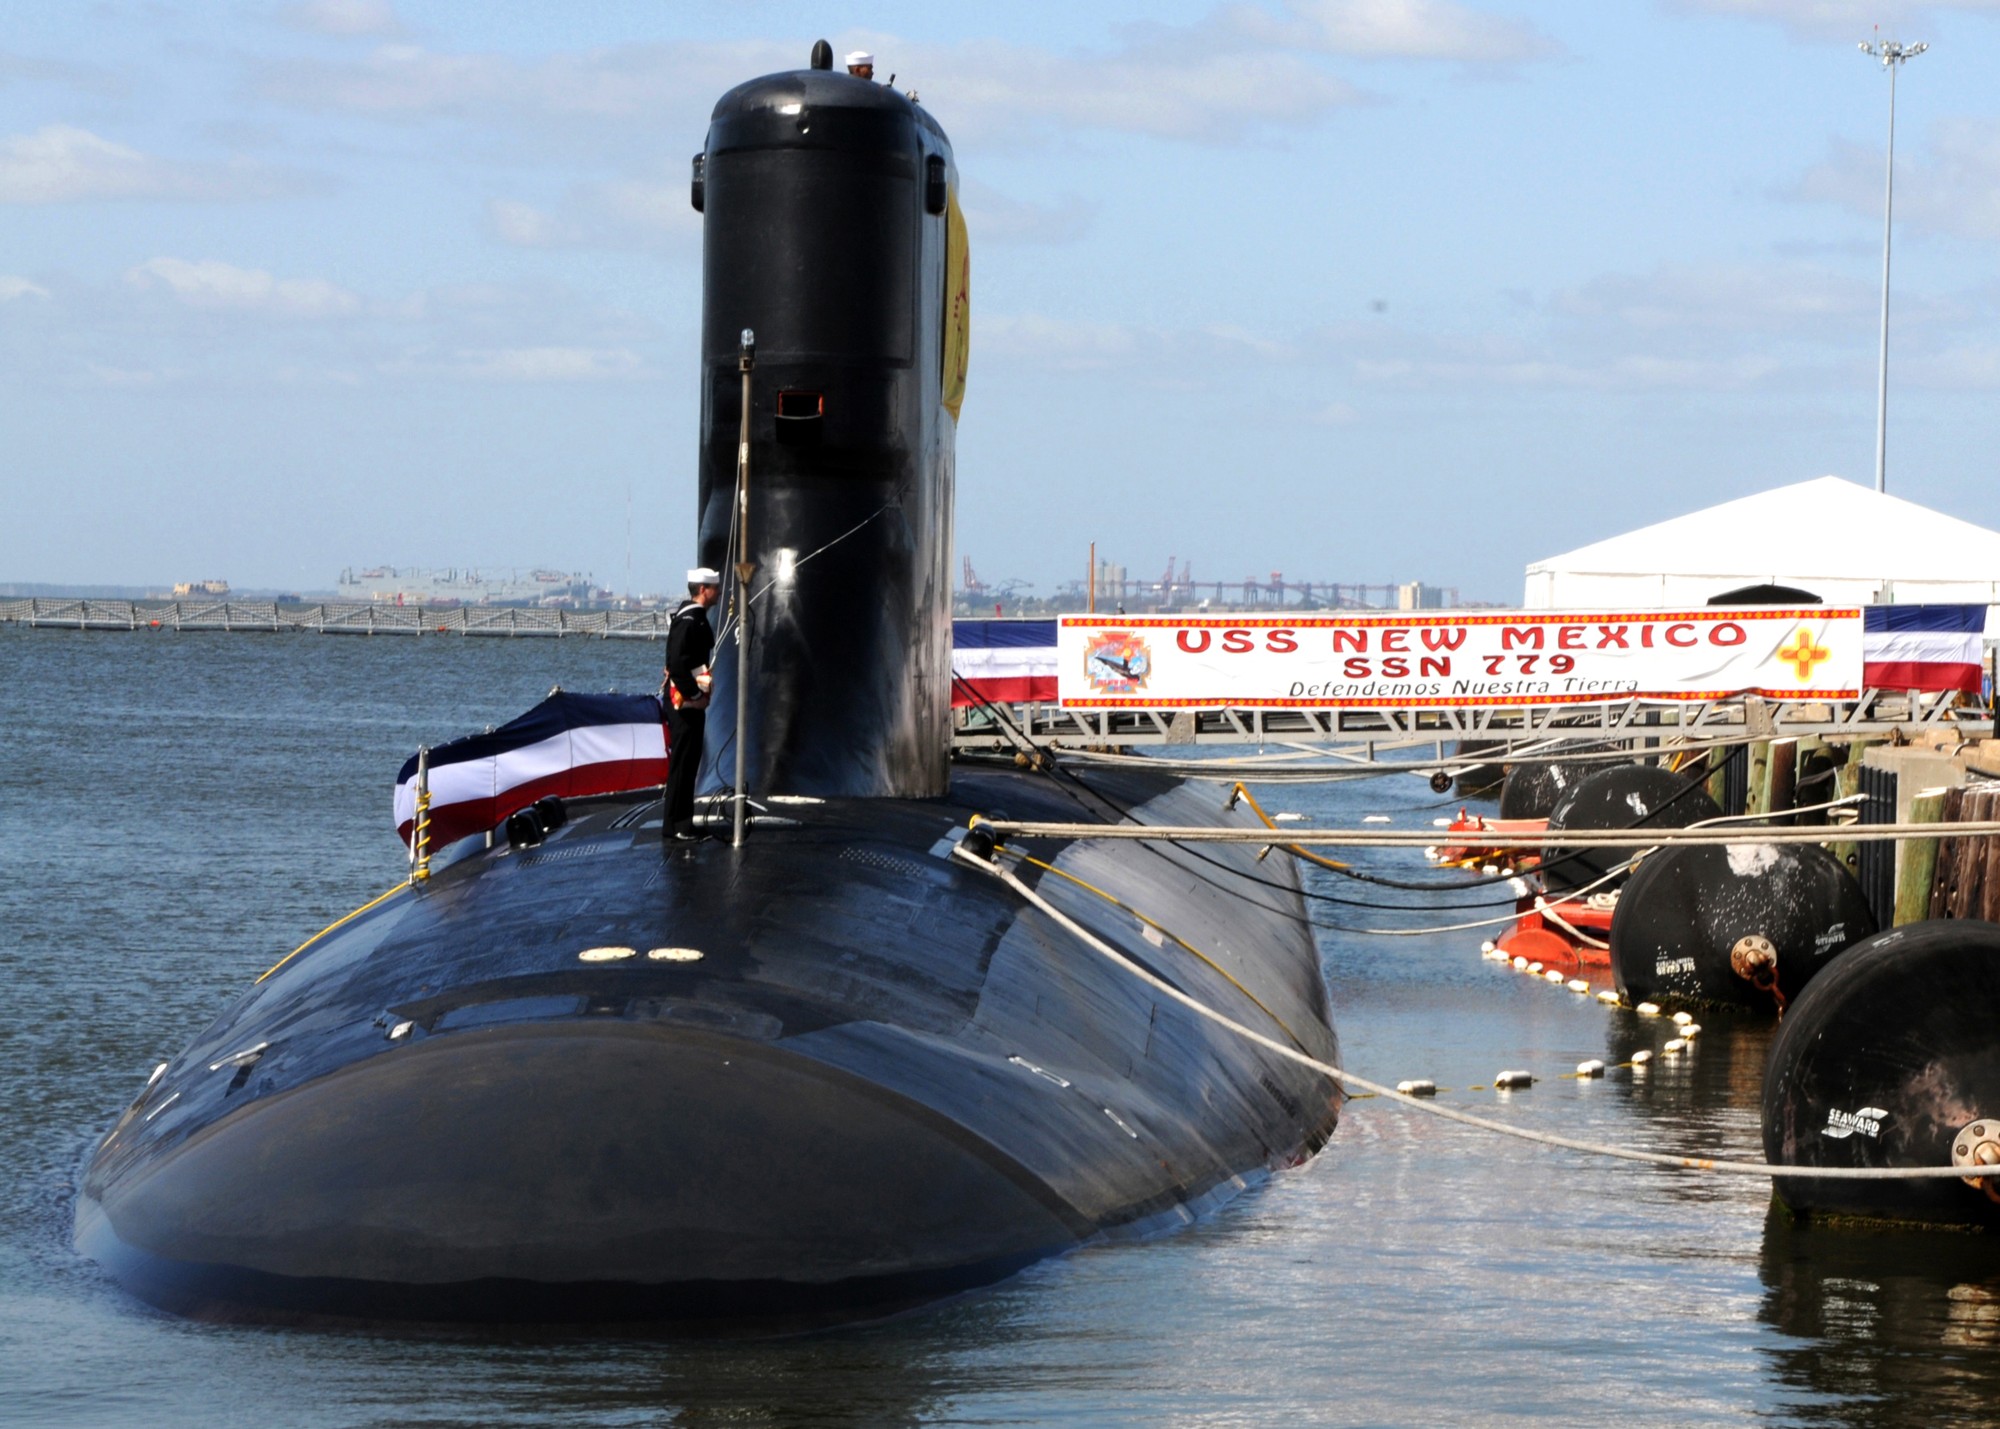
[951,691,1978,749]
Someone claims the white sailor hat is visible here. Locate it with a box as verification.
[845,49,874,67]
[686,566,722,586]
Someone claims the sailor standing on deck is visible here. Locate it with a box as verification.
[662,567,720,842]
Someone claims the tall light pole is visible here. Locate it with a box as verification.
[1859,35,1926,495]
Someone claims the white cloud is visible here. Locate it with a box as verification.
[1555,261,1874,337]
[960,184,1096,245]
[1905,343,2000,387]
[1669,0,2000,42]
[488,172,700,252]
[1350,345,1787,389]
[903,38,1362,143]
[1228,0,1561,62]
[1355,264,1850,388]
[387,346,654,381]
[1318,257,1999,392]
[981,313,1141,365]
[980,312,1302,369]
[487,198,580,248]
[0,125,298,204]
[595,176,696,237]
[2,125,175,202]
[86,362,174,388]
[125,257,360,317]
[252,5,1561,148]
[256,26,1363,146]
[256,39,783,123]
[3,263,663,391]
[0,50,122,94]
[282,0,404,37]
[962,257,1989,396]
[1792,119,2000,240]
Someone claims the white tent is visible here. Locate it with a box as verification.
[1523,476,2000,623]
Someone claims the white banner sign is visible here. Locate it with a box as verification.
[1058,608,1863,708]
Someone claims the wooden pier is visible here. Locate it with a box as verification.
[0,598,672,639]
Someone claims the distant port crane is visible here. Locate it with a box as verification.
[1050,573,1449,610]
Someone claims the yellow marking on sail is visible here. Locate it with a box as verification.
[942,186,970,421]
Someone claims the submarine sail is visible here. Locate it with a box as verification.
[696,64,964,799]
[74,49,1340,1331]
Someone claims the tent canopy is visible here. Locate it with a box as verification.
[1524,476,2000,614]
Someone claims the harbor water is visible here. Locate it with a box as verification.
[6,626,2000,1427]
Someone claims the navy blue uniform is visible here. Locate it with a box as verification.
[663,598,716,837]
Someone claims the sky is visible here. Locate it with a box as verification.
[3,0,1999,602]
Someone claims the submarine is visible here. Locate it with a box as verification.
[74,47,1341,1332]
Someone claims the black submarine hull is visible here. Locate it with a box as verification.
[77,766,1339,1329]
[78,1022,1079,1328]
[76,56,1341,1330]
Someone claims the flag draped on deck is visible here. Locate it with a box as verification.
[1862,605,1988,694]
[951,619,1057,705]
[394,691,666,847]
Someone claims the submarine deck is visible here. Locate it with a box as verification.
[77,762,1339,1328]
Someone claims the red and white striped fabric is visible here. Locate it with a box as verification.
[1862,605,1988,694]
[951,619,1058,706]
[394,691,667,848]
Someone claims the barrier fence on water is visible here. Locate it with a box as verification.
[0,598,673,639]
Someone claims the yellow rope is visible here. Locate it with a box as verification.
[1005,848,1307,1052]
[1230,782,1352,874]
[255,883,409,984]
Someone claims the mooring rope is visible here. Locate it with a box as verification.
[972,818,2000,850]
[255,883,410,984]
[1220,781,1638,937]
[952,842,1999,1182]
[1056,736,1744,783]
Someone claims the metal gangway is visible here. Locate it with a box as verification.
[952,690,1984,751]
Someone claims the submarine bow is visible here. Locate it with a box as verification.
[74,52,1339,1332]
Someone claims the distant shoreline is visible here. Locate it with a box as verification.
[0,583,340,601]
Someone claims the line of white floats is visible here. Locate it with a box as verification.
[1385,949,1705,1097]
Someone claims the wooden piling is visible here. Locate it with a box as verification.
[1764,738,1798,825]
[1706,756,1732,814]
[1927,786,1967,919]
[1744,741,1773,818]
[1897,789,1945,926]
[1983,791,2000,923]
[1930,784,2000,922]
[1828,756,1864,877]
